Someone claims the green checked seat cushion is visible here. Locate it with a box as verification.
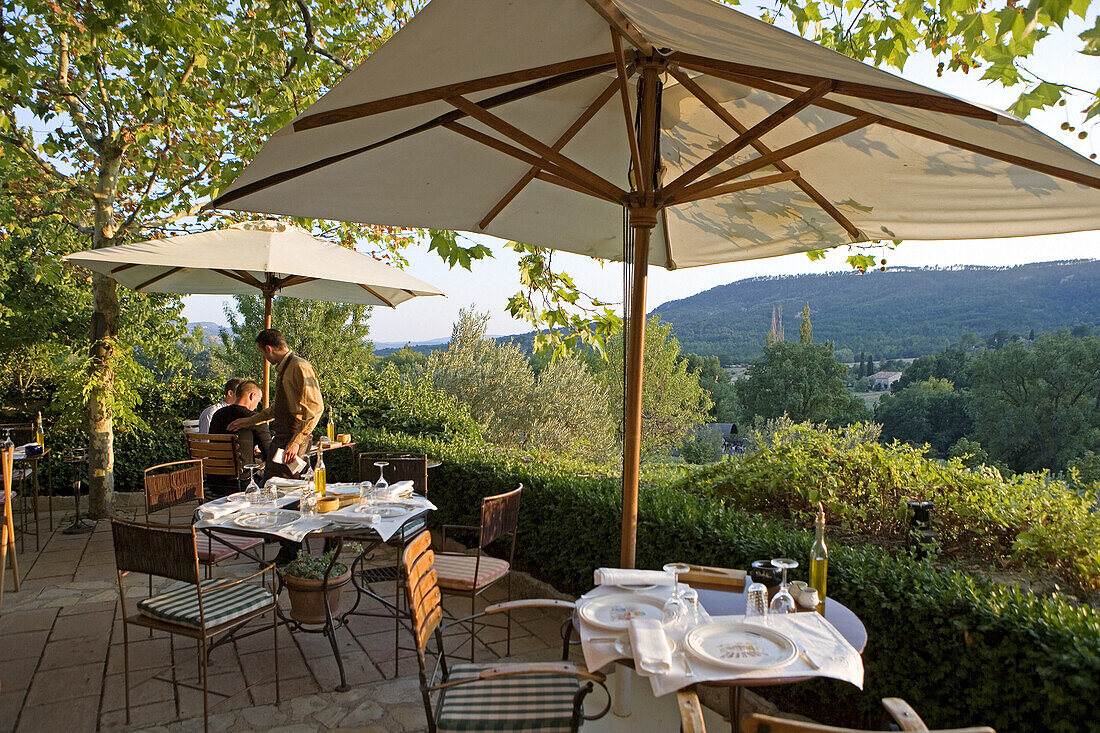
[388,515,426,543]
[436,663,582,732]
[138,579,273,630]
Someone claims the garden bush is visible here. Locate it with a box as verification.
[355,427,1100,733]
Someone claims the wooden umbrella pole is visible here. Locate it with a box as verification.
[262,286,273,408]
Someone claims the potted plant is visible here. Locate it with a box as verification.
[280,548,353,624]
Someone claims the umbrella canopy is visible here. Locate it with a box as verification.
[211,0,1100,566]
[66,220,444,403]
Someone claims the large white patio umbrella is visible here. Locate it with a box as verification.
[66,220,445,404]
[210,0,1100,567]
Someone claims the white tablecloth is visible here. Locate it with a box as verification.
[577,585,863,697]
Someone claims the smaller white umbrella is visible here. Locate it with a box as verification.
[66,220,445,404]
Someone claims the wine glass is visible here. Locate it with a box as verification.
[373,461,389,494]
[769,558,799,614]
[1,428,13,450]
[663,562,691,601]
[356,480,374,514]
[301,486,317,517]
[243,463,262,504]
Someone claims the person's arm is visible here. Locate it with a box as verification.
[253,419,274,461]
[287,361,324,450]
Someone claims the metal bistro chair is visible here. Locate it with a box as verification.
[0,422,47,551]
[111,518,280,733]
[402,530,609,733]
[1,445,20,609]
[437,485,521,661]
[676,691,996,733]
[144,460,264,577]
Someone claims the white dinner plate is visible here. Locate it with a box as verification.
[616,583,658,592]
[233,511,297,530]
[577,594,666,631]
[325,483,360,496]
[684,622,798,671]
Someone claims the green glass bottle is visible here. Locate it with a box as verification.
[809,502,828,613]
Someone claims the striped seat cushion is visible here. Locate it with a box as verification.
[138,579,273,630]
[434,554,510,591]
[388,515,426,543]
[196,534,264,563]
[437,663,581,732]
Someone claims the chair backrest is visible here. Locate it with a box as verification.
[0,423,34,447]
[144,459,205,516]
[182,419,200,434]
[402,530,444,655]
[479,485,522,548]
[359,452,428,495]
[185,433,243,478]
[111,518,200,584]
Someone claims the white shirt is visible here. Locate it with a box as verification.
[198,400,229,434]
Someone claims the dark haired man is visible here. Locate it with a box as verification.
[199,377,242,434]
[227,329,323,478]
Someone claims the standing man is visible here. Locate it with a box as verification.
[227,329,323,478]
[199,377,242,434]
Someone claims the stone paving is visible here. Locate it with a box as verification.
[0,511,582,732]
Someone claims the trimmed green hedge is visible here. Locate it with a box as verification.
[357,428,1100,733]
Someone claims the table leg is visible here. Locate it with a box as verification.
[323,537,349,692]
[728,687,743,733]
[613,665,632,717]
[31,462,41,551]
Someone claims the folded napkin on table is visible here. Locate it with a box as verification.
[593,568,674,587]
[266,477,308,489]
[629,618,673,674]
[198,502,247,521]
[271,515,331,542]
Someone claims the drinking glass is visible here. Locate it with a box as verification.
[301,487,317,517]
[356,481,374,513]
[745,581,769,624]
[681,587,704,626]
[244,463,262,504]
[663,562,691,600]
[1,428,13,450]
[373,461,389,494]
[768,558,799,614]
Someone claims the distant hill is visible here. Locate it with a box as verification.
[374,334,519,356]
[652,260,1100,364]
[189,321,228,344]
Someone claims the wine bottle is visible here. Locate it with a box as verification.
[314,449,327,497]
[326,407,335,442]
[35,411,46,448]
[809,502,828,613]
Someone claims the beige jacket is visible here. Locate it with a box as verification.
[253,351,323,448]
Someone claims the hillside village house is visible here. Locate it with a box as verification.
[869,371,904,390]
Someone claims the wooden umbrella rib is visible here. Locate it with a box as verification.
[447,95,627,203]
[134,267,182,292]
[212,61,616,208]
[294,54,616,132]
[277,275,317,289]
[660,208,675,269]
[611,29,645,195]
[673,115,881,203]
[110,263,139,274]
[661,79,836,199]
[666,170,801,206]
[233,269,266,288]
[670,52,1000,122]
[582,0,654,54]
[680,62,1100,191]
[533,170,620,203]
[479,78,620,229]
[357,283,397,308]
[667,66,862,240]
[212,268,258,288]
[445,121,620,203]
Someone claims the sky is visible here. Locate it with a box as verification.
[181,4,1100,344]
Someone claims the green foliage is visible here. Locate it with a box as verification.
[215,295,376,407]
[892,346,971,392]
[282,548,348,581]
[682,353,739,422]
[875,378,974,457]
[969,332,1100,473]
[653,262,1100,364]
[948,436,990,470]
[736,341,870,426]
[379,344,429,380]
[355,427,1100,732]
[353,365,481,440]
[597,316,714,457]
[679,424,724,465]
[687,421,1100,591]
[423,308,616,462]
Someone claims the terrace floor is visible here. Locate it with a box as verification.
[1,511,730,732]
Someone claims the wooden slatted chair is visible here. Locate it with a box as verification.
[144,460,264,577]
[111,518,279,733]
[402,530,608,733]
[676,691,996,733]
[437,485,521,661]
[1,445,19,609]
[185,433,246,495]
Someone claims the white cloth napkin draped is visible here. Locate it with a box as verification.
[628,618,673,674]
[269,515,332,542]
[593,568,674,587]
[329,496,436,541]
[198,502,248,520]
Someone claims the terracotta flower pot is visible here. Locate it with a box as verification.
[282,567,352,625]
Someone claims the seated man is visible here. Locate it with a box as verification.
[198,377,242,434]
[210,380,273,476]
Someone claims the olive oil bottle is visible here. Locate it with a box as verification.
[809,502,828,613]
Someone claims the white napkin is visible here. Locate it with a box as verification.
[629,618,673,674]
[265,476,308,488]
[594,568,674,587]
[270,515,331,542]
[198,502,247,520]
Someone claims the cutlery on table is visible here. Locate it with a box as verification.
[793,638,820,669]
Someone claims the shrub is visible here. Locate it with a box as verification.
[354,427,1100,732]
